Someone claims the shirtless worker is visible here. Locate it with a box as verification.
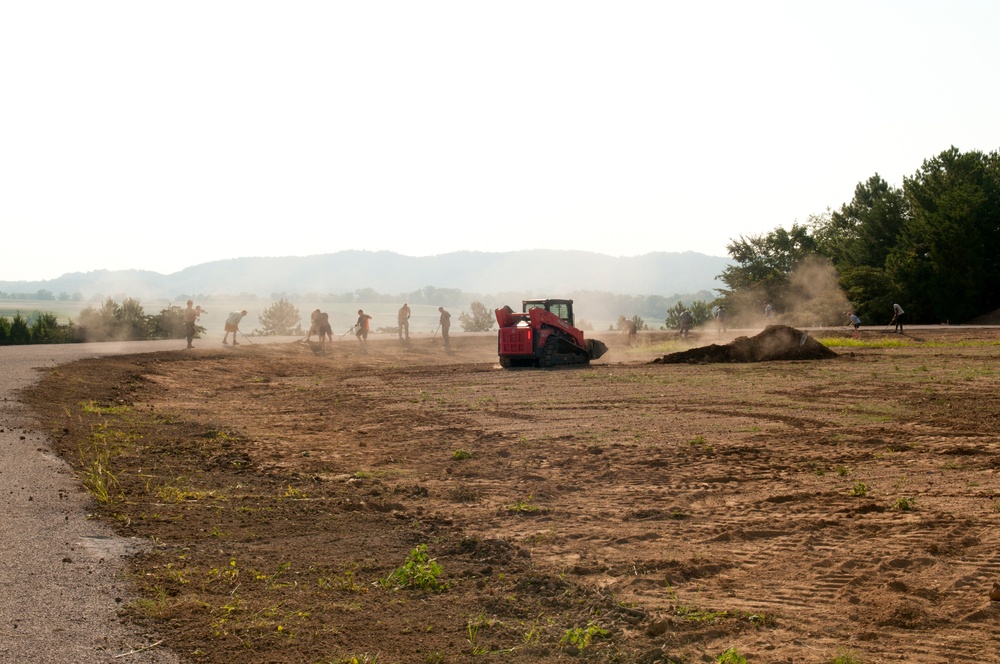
[438,306,451,347]
[397,303,411,340]
[304,309,321,342]
[316,310,333,351]
[183,300,203,349]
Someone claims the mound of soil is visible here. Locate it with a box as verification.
[651,324,838,364]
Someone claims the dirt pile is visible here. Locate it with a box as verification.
[652,324,838,364]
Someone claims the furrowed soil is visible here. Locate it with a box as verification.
[23,328,1000,664]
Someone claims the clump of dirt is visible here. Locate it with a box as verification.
[651,324,838,364]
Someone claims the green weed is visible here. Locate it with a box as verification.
[828,648,864,664]
[318,567,369,594]
[507,495,540,513]
[453,449,473,460]
[849,481,868,497]
[466,613,500,654]
[890,497,916,511]
[77,427,123,504]
[559,621,608,652]
[717,647,747,664]
[381,545,448,593]
[80,400,130,415]
[664,583,729,621]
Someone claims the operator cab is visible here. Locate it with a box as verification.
[522,299,574,327]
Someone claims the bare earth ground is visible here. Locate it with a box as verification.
[22,327,1000,664]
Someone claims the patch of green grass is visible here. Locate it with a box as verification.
[452,449,473,460]
[664,583,729,621]
[828,647,864,664]
[559,621,608,652]
[466,613,501,654]
[318,567,369,594]
[155,484,216,503]
[816,337,910,349]
[507,494,540,513]
[78,436,121,504]
[80,400,131,415]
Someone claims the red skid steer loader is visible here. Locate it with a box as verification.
[495,299,608,368]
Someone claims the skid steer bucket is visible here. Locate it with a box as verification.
[587,339,608,360]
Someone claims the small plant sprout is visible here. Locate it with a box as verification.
[828,648,864,664]
[717,647,747,664]
[507,495,539,513]
[381,544,448,593]
[466,613,499,654]
[453,449,473,460]
[891,496,916,511]
[559,621,608,652]
[850,481,869,497]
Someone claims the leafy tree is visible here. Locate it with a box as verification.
[458,302,495,332]
[150,305,204,340]
[717,222,817,315]
[28,312,60,343]
[10,312,31,344]
[815,174,908,270]
[0,316,10,344]
[891,147,1000,322]
[119,297,151,340]
[256,298,301,336]
[614,315,647,331]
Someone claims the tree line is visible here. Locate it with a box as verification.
[0,298,205,345]
[717,146,1000,326]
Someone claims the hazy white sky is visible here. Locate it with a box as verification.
[3,1,998,281]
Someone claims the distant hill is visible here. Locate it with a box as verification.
[0,250,730,300]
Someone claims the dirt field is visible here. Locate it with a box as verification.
[23,327,1000,663]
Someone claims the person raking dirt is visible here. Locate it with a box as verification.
[355,309,373,352]
[304,309,321,343]
[891,303,905,333]
[848,312,861,339]
[678,309,694,339]
[223,309,247,346]
[437,306,451,348]
[397,303,411,340]
[620,316,637,345]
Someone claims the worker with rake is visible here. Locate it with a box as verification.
[848,312,861,339]
[304,309,321,343]
[890,303,904,334]
[315,311,333,351]
[678,310,694,339]
[438,306,451,348]
[355,309,373,350]
[223,309,248,346]
[397,303,411,340]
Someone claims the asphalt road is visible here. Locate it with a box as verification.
[0,340,189,663]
